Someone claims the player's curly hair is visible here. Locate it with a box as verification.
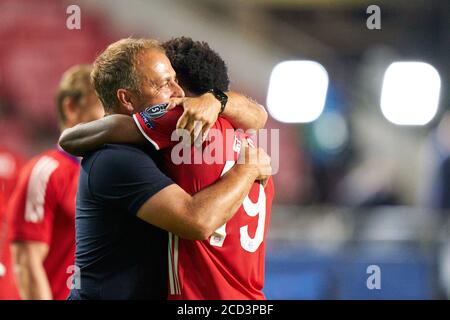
[163,37,229,95]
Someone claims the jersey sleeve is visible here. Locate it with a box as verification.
[10,156,59,245]
[133,106,184,151]
[87,145,174,216]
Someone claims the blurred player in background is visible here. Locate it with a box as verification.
[8,65,104,300]
[59,37,274,299]
[0,146,24,299]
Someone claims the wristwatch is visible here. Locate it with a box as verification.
[208,88,228,114]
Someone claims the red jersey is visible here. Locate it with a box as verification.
[0,147,24,299]
[9,148,79,300]
[134,106,275,300]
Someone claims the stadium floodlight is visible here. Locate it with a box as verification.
[267,60,329,123]
[380,61,441,126]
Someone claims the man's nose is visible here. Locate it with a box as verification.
[171,80,185,98]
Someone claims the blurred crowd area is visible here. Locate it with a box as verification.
[0,0,449,299]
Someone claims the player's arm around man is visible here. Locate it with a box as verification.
[59,91,267,156]
[171,91,267,143]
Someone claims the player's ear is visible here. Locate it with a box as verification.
[61,96,79,128]
[117,89,135,115]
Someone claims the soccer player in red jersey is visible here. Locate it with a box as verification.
[59,38,274,299]
[0,147,24,299]
[133,105,275,300]
[8,65,104,300]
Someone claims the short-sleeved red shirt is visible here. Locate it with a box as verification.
[9,148,79,300]
[134,107,275,299]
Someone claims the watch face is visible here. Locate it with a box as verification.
[212,89,227,103]
[218,92,228,102]
[209,89,228,114]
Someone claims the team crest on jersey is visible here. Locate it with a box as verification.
[139,103,168,129]
[143,103,169,119]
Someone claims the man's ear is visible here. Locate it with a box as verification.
[117,89,136,115]
[61,97,79,128]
